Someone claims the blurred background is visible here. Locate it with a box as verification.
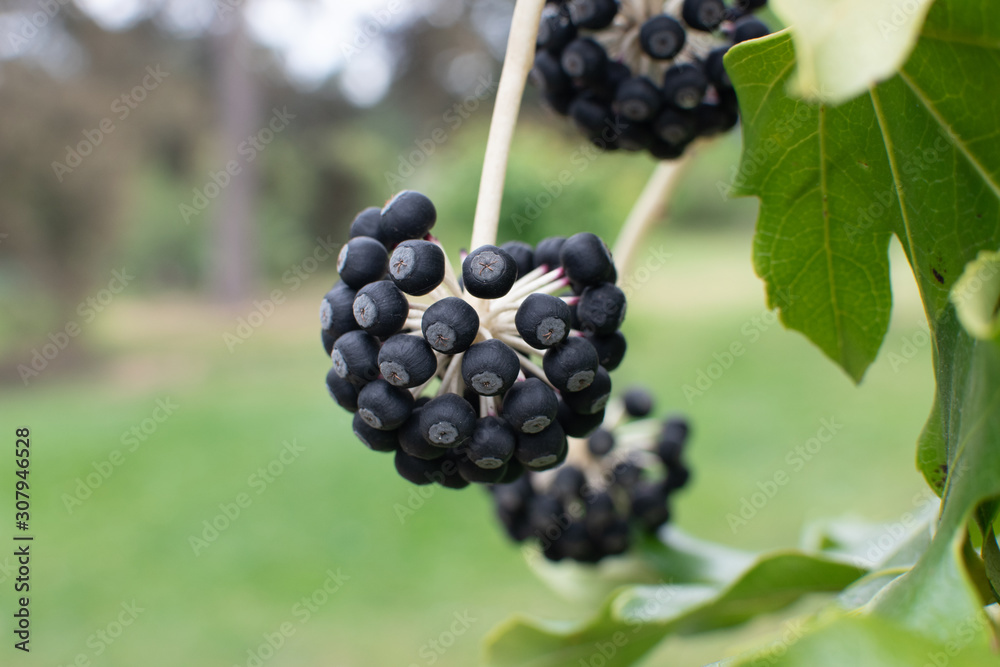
[0,0,935,665]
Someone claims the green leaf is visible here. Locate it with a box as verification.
[725,0,1000,382]
[483,546,865,667]
[771,0,935,104]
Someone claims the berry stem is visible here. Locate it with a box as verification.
[469,0,547,252]
[612,152,694,275]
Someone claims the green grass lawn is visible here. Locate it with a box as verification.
[1,231,936,666]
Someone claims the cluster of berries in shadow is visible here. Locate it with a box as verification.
[530,0,770,158]
[492,387,692,562]
[321,191,629,487]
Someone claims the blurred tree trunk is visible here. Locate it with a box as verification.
[210,13,258,302]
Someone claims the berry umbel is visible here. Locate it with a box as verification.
[492,386,693,563]
[530,0,771,159]
[321,191,629,487]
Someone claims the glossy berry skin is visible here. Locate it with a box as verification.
[515,293,572,349]
[325,367,360,412]
[623,387,654,418]
[515,421,568,471]
[332,330,381,386]
[388,240,445,296]
[544,337,600,393]
[614,77,662,122]
[568,0,618,29]
[353,281,409,338]
[378,334,438,388]
[353,412,398,453]
[348,206,382,240]
[534,237,566,270]
[561,38,608,83]
[380,190,436,246]
[560,232,615,286]
[682,0,726,31]
[732,16,770,43]
[356,379,415,431]
[337,236,389,289]
[662,62,709,110]
[561,366,612,415]
[502,378,559,434]
[320,282,360,339]
[500,241,535,280]
[639,15,686,60]
[585,331,627,370]
[397,410,445,460]
[419,394,478,447]
[467,416,517,469]
[421,297,479,354]
[462,339,520,397]
[462,245,518,299]
[576,283,627,335]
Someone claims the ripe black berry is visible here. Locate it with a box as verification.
[561,365,612,414]
[515,421,568,470]
[557,400,606,437]
[456,450,509,484]
[588,428,615,456]
[462,245,518,299]
[419,393,477,447]
[388,240,446,297]
[614,77,662,122]
[662,62,709,110]
[353,280,410,338]
[337,236,388,289]
[500,241,535,280]
[682,0,726,31]
[544,337,599,392]
[467,416,516,469]
[568,0,618,30]
[515,293,572,349]
[560,232,614,286]
[421,297,480,354]
[576,283,627,334]
[349,206,382,240]
[534,237,566,270]
[320,282,360,339]
[332,330,381,386]
[502,378,559,434]
[378,334,438,388]
[561,38,608,82]
[537,4,577,53]
[394,449,441,485]
[639,15,686,60]
[732,16,770,43]
[531,51,573,97]
[353,412,398,453]
[704,46,731,88]
[380,190,437,246]
[325,366,360,412]
[462,339,520,397]
[623,387,654,417]
[357,378,415,431]
[398,410,445,460]
[586,331,627,371]
[653,108,698,146]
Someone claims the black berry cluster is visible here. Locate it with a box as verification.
[530,0,770,158]
[491,387,692,563]
[321,191,629,488]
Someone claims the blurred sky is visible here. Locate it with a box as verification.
[2,0,482,105]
